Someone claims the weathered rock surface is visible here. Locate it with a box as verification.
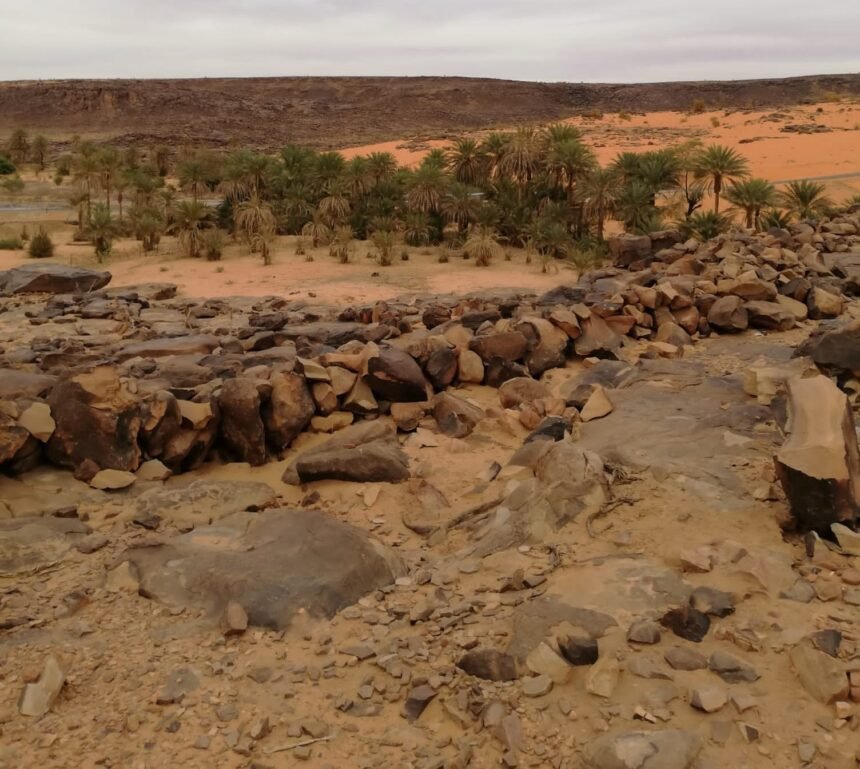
[0,263,111,295]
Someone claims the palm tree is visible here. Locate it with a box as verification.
[447,138,488,186]
[581,167,620,241]
[236,194,276,253]
[422,148,447,170]
[174,200,208,258]
[682,211,732,240]
[218,156,249,205]
[128,204,165,252]
[403,212,431,246]
[725,178,777,229]
[177,157,211,203]
[313,152,347,192]
[481,132,510,180]
[88,203,118,261]
[152,145,171,176]
[545,139,596,203]
[442,183,480,234]
[693,144,749,214]
[114,173,130,223]
[345,156,372,197]
[6,128,29,164]
[617,180,661,233]
[367,152,397,186]
[302,210,332,248]
[97,148,122,211]
[71,143,101,224]
[779,180,833,220]
[318,180,351,225]
[499,128,541,186]
[543,123,582,148]
[407,164,446,214]
[637,150,681,202]
[464,226,503,267]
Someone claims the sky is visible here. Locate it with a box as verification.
[1,0,858,83]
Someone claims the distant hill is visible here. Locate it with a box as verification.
[1,73,858,151]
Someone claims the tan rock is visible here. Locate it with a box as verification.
[90,469,137,490]
[526,642,572,685]
[18,657,65,717]
[457,349,485,384]
[17,402,55,442]
[581,386,614,422]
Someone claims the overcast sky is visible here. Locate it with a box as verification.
[2,0,858,83]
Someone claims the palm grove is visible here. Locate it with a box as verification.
[1,125,840,266]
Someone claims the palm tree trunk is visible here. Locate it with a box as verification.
[118,192,124,223]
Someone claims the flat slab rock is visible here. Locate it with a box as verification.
[121,508,405,629]
[0,263,111,295]
[0,516,91,577]
[588,730,702,769]
[129,480,278,529]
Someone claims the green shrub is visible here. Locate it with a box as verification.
[0,155,15,175]
[28,228,55,259]
[0,237,23,250]
[691,99,706,114]
[203,228,225,261]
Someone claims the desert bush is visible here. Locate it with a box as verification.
[0,237,23,250]
[464,227,503,267]
[583,108,604,120]
[203,228,225,261]
[823,91,842,103]
[680,211,731,240]
[294,237,306,256]
[0,155,15,175]
[20,225,29,242]
[710,117,721,128]
[691,99,706,114]
[2,175,24,195]
[400,247,410,261]
[372,229,396,266]
[28,228,54,259]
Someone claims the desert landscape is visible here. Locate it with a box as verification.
[2,61,860,769]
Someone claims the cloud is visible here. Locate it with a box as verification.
[0,0,858,81]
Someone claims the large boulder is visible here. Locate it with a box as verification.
[121,508,405,629]
[707,295,748,333]
[283,421,409,484]
[0,370,57,400]
[216,378,267,466]
[263,371,314,451]
[796,319,860,375]
[364,346,431,402]
[609,234,652,268]
[469,332,529,364]
[745,300,797,332]
[0,263,111,295]
[517,318,569,376]
[45,366,142,477]
[114,335,220,362]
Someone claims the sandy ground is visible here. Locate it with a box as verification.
[343,101,860,200]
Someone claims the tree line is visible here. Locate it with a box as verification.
[1,126,846,265]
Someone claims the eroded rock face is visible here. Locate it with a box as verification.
[0,264,111,295]
[364,346,431,402]
[263,371,314,451]
[216,378,267,466]
[46,366,142,477]
[121,508,405,629]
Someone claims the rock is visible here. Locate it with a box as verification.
[775,375,860,532]
[745,300,797,331]
[284,421,409,484]
[689,586,734,617]
[343,377,379,414]
[390,402,426,432]
[328,366,357,395]
[221,601,248,635]
[522,674,553,698]
[587,730,702,769]
[525,642,572,684]
[796,319,860,376]
[136,459,171,481]
[263,371,314,451]
[458,349,484,383]
[776,293,809,321]
[402,685,436,722]
[707,296,748,332]
[627,619,662,645]
[17,657,65,717]
[655,322,692,348]
[832,523,860,555]
[156,667,200,705]
[549,308,582,339]
[558,636,600,666]
[46,366,142,476]
[575,315,622,358]
[789,642,849,703]
[518,317,569,376]
[499,378,551,409]
[457,649,519,681]
[75,533,108,554]
[17,402,55,442]
[424,347,458,390]
[807,287,843,320]
[365,346,431,402]
[586,655,620,698]
[217,378,267,466]
[609,234,652,268]
[628,658,672,680]
[690,685,727,713]
[89,469,137,490]
[433,391,484,438]
[106,560,140,592]
[0,516,90,576]
[0,370,57,400]
[115,334,220,361]
[310,412,353,432]
[581,385,614,422]
[0,412,31,465]
[660,607,709,643]
[123,508,405,630]
[132,480,276,529]
[664,646,707,671]
[0,263,111,295]
[469,332,529,364]
[708,651,759,683]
